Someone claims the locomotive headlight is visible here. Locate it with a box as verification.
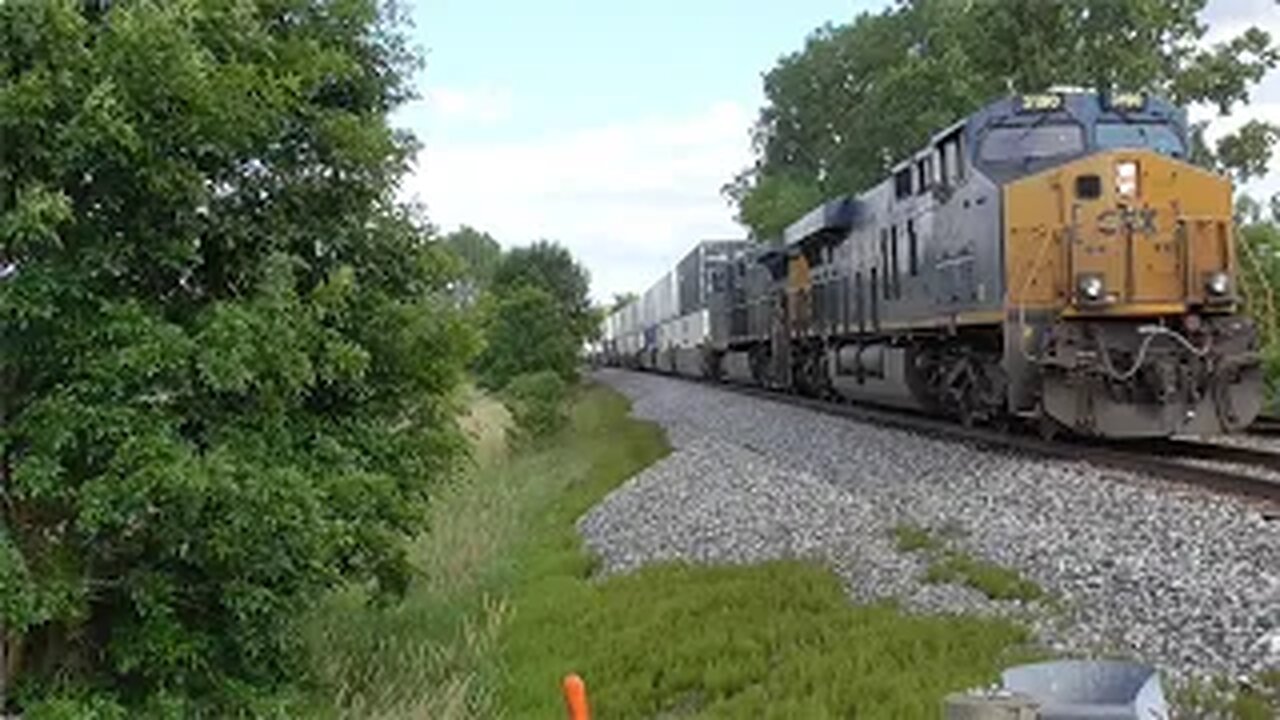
[1115,161,1139,197]
[1077,273,1107,303]
[1205,271,1231,297]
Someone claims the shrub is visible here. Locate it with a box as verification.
[491,241,595,343]
[475,287,580,390]
[503,371,569,441]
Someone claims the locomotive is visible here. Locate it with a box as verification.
[601,90,1263,438]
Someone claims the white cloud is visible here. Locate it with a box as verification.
[419,86,513,125]
[1200,0,1278,44]
[403,102,753,302]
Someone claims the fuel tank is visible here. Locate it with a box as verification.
[827,343,929,410]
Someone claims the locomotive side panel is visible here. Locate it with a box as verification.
[921,158,1004,326]
[846,130,1005,333]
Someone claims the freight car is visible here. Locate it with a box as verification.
[601,239,749,373]
[605,90,1263,439]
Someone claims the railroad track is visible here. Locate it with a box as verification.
[1248,414,1280,436]
[617,370,1280,507]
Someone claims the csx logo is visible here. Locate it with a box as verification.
[1096,208,1158,235]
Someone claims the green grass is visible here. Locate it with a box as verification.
[893,523,945,553]
[502,561,1034,719]
[1177,670,1280,720]
[923,553,1044,602]
[892,524,1044,603]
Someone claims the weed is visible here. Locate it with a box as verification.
[892,523,1044,603]
[923,552,1044,602]
[893,523,944,553]
[1176,671,1280,720]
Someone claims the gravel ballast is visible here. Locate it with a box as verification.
[579,369,1280,684]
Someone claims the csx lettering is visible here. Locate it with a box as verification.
[1096,208,1158,236]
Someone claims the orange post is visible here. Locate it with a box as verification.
[562,673,590,720]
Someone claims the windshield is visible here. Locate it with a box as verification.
[1096,122,1185,157]
[979,125,1085,163]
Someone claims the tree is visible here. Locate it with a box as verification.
[442,225,502,289]
[0,0,473,714]
[475,286,580,390]
[723,172,825,242]
[730,0,1280,238]
[1215,120,1280,182]
[1236,205,1280,410]
[491,240,595,343]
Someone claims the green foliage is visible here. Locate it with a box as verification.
[491,240,595,341]
[723,171,824,241]
[442,225,502,297]
[1237,212,1280,410]
[609,292,638,313]
[472,240,595,394]
[502,371,569,441]
[0,0,474,713]
[1215,120,1280,182]
[475,286,579,390]
[731,0,1280,238]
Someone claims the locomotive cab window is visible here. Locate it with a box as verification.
[979,124,1084,163]
[915,157,932,195]
[1096,122,1185,158]
[936,129,965,185]
[894,168,913,199]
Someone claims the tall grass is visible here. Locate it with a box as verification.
[300,384,668,719]
[301,390,520,719]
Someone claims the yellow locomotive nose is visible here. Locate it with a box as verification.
[1045,149,1235,316]
[1005,148,1259,437]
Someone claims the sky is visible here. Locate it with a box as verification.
[396,0,1280,303]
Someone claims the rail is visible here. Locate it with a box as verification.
[1248,414,1280,436]
[614,371,1280,507]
